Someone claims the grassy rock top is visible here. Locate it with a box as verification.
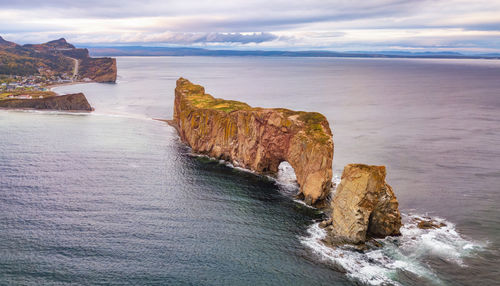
[176,77,331,144]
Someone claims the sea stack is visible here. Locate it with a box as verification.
[171,78,334,206]
[322,164,402,245]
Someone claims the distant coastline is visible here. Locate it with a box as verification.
[87,46,500,60]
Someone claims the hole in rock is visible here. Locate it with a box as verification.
[276,161,299,193]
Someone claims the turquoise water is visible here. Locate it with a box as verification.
[1,57,499,285]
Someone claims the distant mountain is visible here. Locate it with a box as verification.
[0,36,116,82]
[0,36,18,49]
[477,53,500,57]
[24,38,76,51]
[348,50,464,56]
[87,45,500,59]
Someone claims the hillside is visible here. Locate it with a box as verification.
[0,36,116,82]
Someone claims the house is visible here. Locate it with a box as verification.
[16,94,32,99]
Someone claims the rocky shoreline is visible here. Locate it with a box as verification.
[0,93,93,111]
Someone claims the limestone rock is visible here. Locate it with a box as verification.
[0,93,93,111]
[326,164,401,244]
[171,78,334,206]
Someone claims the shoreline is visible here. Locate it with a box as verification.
[46,81,92,94]
[0,107,93,113]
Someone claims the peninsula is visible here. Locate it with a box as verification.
[0,36,116,84]
[0,93,93,111]
[0,36,115,111]
[170,78,334,206]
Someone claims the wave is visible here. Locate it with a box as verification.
[299,214,485,285]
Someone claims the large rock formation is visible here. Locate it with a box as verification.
[0,93,93,111]
[172,78,334,206]
[323,164,402,244]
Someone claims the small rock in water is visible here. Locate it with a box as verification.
[416,219,446,229]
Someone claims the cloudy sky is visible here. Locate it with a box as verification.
[1,0,500,53]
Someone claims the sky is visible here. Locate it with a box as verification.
[1,0,500,53]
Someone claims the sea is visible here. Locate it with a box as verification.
[1,56,499,285]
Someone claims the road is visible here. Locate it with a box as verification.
[70,58,78,81]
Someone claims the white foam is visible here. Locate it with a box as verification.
[292,198,317,209]
[300,214,484,285]
[332,173,341,186]
[190,153,258,175]
[275,161,300,195]
[188,154,338,209]
[398,214,484,266]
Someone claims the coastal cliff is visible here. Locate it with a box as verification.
[0,93,93,111]
[78,57,117,83]
[172,78,334,206]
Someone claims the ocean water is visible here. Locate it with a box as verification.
[1,56,499,285]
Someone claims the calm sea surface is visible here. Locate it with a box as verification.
[1,57,499,285]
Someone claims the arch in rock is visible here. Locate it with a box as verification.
[172,78,334,206]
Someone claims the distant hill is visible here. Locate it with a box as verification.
[87,45,500,59]
[0,36,116,82]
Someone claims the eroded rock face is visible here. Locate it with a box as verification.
[0,93,93,111]
[172,78,334,205]
[324,164,401,244]
[78,57,117,83]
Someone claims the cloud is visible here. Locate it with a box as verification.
[141,32,278,44]
[1,0,500,52]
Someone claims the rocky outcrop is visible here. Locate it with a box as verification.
[172,78,333,206]
[78,57,117,83]
[414,217,446,229]
[322,164,402,244]
[0,93,93,111]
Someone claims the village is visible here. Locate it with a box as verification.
[0,73,74,100]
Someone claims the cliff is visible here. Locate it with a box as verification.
[321,164,402,245]
[0,93,93,111]
[172,78,334,206]
[78,57,117,83]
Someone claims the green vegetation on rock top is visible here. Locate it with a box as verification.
[178,78,251,113]
[177,78,332,144]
